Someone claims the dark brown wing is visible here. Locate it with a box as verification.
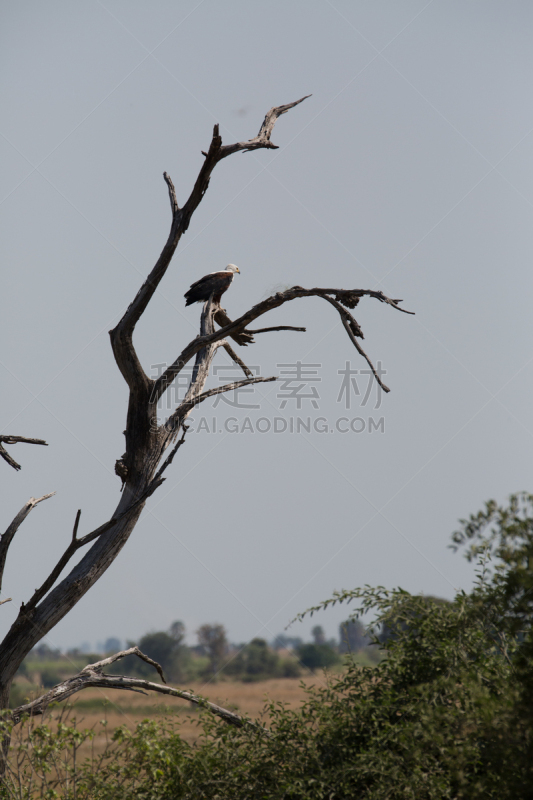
[184,271,233,306]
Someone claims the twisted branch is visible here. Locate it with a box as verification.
[153,287,413,403]
[8,647,264,733]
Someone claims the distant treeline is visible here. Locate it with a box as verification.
[16,619,380,694]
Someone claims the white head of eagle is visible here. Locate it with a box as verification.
[184,264,241,307]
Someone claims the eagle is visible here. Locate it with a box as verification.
[184,264,241,307]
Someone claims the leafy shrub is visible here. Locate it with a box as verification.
[280,658,302,678]
[3,494,533,799]
[224,638,281,681]
[296,642,339,671]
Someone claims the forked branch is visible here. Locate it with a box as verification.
[154,286,413,403]
[109,96,311,395]
[0,436,48,472]
[168,375,277,431]
[8,648,263,732]
[222,342,254,378]
[22,480,167,614]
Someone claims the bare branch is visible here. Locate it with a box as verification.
[109,97,309,397]
[340,315,390,392]
[152,308,258,404]
[153,286,412,404]
[0,436,48,472]
[11,677,248,729]
[303,288,413,315]
[23,485,165,615]
[220,95,312,156]
[21,544,85,616]
[214,308,255,346]
[153,322,304,404]
[248,325,306,334]
[83,646,166,683]
[319,294,391,393]
[163,171,179,215]
[75,482,163,549]
[8,648,265,733]
[0,599,11,607]
[161,298,276,436]
[71,510,81,542]
[0,494,55,594]
[169,376,277,431]
[0,437,48,446]
[222,342,254,378]
[163,296,225,433]
[189,376,277,408]
[0,445,20,472]
[151,423,189,485]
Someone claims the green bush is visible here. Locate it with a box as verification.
[224,638,281,681]
[296,642,340,671]
[3,494,533,799]
[280,657,302,678]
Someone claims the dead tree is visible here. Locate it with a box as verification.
[0,96,413,752]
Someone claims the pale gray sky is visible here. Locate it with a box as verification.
[1,0,532,651]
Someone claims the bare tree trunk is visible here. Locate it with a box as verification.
[0,97,313,733]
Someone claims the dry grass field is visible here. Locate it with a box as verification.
[66,677,314,743]
[4,676,338,795]
[11,676,324,766]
